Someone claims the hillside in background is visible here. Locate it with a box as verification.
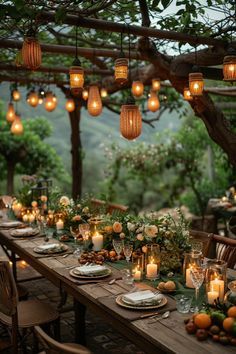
[0,83,182,196]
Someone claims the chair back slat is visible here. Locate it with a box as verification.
[0,261,18,316]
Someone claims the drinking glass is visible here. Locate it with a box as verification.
[70,226,80,247]
[176,295,192,313]
[123,243,133,263]
[79,223,90,250]
[121,268,134,285]
[112,239,124,257]
[190,266,205,312]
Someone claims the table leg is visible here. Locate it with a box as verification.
[74,299,86,345]
[11,251,17,281]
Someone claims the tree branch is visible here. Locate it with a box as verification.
[139,0,151,27]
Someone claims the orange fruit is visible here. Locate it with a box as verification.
[228,306,236,318]
[223,317,235,333]
[194,313,212,329]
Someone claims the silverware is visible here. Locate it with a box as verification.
[66,265,77,270]
[148,311,170,324]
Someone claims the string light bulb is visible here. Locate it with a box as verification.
[82,89,89,100]
[65,98,75,112]
[44,92,57,112]
[11,113,23,135]
[100,88,108,98]
[132,81,144,98]
[152,78,161,92]
[87,85,102,117]
[6,102,15,123]
[12,89,21,101]
[147,91,160,112]
[28,91,39,107]
[183,87,193,101]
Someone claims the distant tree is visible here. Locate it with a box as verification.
[0,105,65,194]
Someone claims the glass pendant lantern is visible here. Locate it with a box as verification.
[28,90,39,107]
[65,98,75,112]
[22,30,41,70]
[132,81,144,98]
[87,85,102,117]
[100,88,108,98]
[69,26,84,92]
[6,102,15,123]
[189,72,204,96]
[147,91,160,112]
[12,88,21,102]
[223,54,236,81]
[120,97,142,140]
[183,87,193,101]
[82,89,89,100]
[152,78,161,92]
[11,113,23,135]
[44,91,57,112]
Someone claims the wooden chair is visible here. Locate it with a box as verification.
[189,229,212,256]
[0,261,60,354]
[34,325,91,354]
[90,198,128,215]
[204,234,236,269]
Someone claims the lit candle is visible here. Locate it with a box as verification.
[56,218,64,230]
[22,214,29,223]
[222,196,228,202]
[186,266,195,288]
[28,213,35,223]
[14,202,22,216]
[133,268,141,281]
[92,232,103,251]
[207,289,219,305]
[210,278,225,301]
[146,261,158,278]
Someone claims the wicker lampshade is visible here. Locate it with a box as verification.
[6,103,15,123]
[120,102,142,140]
[183,87,193,101]
[100,88,108,98]
[223,55,236,81]
[22,37,41,70]
[65,98,75,112]
[11,114,23,135]
[147,91,160,112]
[189,72,204,96]
[114,57,129,84]
[82,89,89,100]
[87,85,102,117]
[12,89,21,101]
[69,64,84,89]
[28,91,39,107]
[152,78,161,92]
[132,81,144,98]
[44,92,57,112]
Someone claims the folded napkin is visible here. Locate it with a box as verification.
[123,290,163,305]
[0,221,22,227]
[37,243,59,250]
[75,265,107,275]
[11,227,36,235]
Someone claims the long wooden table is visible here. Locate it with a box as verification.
[0,225,236,354]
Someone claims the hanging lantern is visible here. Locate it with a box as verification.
[12,89,21,101]
[6,102,15,123]
[100,88,108,98]
[152,78,161,92]
[223,55,236,81]
[44,92,57,112]
[65,98,75,112]
[28,91,39,107]
[82,89,89,101]
[132,81,144,98]
[183,87,193,101]
[114,57,129,84]
[87,85,102,117]
[120,98,142,140]
[52,94,57,103]
[22,36,41,70]
[69,58,84,91]
[189,72,204,96]
[11,114,23,135]
[147,91,160,112]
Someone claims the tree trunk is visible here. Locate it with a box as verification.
[7,160,15,195]
[68,101,83,200]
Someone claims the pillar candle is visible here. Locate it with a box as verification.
[92,232,103,251]
[207,290,219,305]
[56,218,64,230]
[210,278,225,301]
[22,214,28,223]
[133,269,141,281]
[146,263,158,278]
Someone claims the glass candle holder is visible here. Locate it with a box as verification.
[205,259,227,304]
[145,244,160,280]
[183,251,202,288]
[132,253,144,281]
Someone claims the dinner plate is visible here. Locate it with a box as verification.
[69,267,111,280]
[10,227,40,238]
[0,221,23,228]
[122,294,163,307]
[116,294,167,310]
[33,243,68,254]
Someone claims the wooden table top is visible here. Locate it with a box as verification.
[0,225,235,354]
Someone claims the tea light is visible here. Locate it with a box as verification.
[207,289,219,305]
[186,266,195,288]
[133,268,141,281]
[92,232,103,251]
[210,277,225,301]
[146,261,158,279]
[56,218,64,230]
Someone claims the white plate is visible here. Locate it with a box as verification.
[69,268,111,280]
[116,294,167,310]
[0,221,23,228]
[33,243,68,254]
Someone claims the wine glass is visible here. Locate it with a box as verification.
[70,226,80,247]
[190,266,205,312]
[79,223,90,250]
[123,243,133,263]
[112,239,124,257]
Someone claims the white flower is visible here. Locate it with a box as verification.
[136,233,144,241]
[144,224,158,238]
[136,226,144,233]
[59,196,70,206]
[77,204,81,209]
[82,207,89,213]
[127,222,135,232]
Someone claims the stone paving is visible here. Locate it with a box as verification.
[0,262,146,354]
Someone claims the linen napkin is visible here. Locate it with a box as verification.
[0,220,23,228]
[123,290,163,305]
[75,264,107,276]
[11,227,38,236]
[37,243,59,251]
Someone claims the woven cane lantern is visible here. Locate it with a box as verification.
[65,98,75,112]
[69,59,84,90]
[44,92,57,112]
[114,57,129,84]
[82,89,89,101]
[189,71,204,96]
[22,36,41,70]
[223,55,236,81]
[28,91,39,107]
[87,86,102,117]
[6,103,15,123]
[120,98,142,140]
[183,87,193,101]
[100,88,108,98]
[152,78,161,92]
[147,91,160,112]
[12,89,21,102]
[132,81,144,98]
[11,114,23,135]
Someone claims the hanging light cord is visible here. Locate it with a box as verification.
[128,24,131,82]
[75,26,78,60]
